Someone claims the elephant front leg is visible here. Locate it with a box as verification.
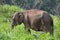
[24,25,31,34]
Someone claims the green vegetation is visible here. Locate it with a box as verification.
[0,5,60,40]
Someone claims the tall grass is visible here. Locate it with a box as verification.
[0,5,60,40]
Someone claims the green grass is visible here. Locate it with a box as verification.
[0,5,60,40]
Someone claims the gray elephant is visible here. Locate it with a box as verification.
[11,9,54,35]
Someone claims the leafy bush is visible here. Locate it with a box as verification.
[51,15,60,40]
[0,5,23,22]
[0,5,60,40]
[0,4,23,13]
[0,32,11,40]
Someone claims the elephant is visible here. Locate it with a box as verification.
[11,9,54,35]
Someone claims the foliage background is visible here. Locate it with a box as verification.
[0,0,60,15]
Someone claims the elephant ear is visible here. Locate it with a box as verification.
[19,12,24,18]
[18,12,24,22]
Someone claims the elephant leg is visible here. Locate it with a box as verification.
[48,26,53,35]
[24,25,31,34]
[43,26,53,35]
[45,25,53,35]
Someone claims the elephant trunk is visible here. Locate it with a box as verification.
[11,21,16,29]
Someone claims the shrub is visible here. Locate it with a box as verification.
[0,4,24,22]
[0,5,60,40]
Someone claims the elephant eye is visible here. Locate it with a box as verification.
[19,15,21,18]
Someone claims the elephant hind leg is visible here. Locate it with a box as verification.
[49,27,54,35]
[42,26,53,35]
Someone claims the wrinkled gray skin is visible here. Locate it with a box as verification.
[11,9,54,35]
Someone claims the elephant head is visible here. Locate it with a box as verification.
[11,12,24,29]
